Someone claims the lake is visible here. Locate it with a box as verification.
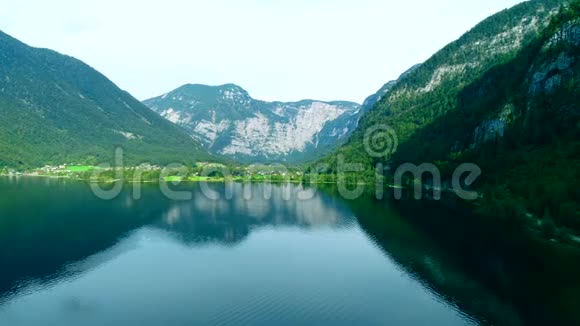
[0,177,579,325]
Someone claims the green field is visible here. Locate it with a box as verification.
[67,166,96,172]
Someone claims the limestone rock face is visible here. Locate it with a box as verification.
[144,84,361,162]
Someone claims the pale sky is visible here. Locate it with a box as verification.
[0,0,523,103]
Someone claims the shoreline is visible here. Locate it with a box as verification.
[2,174,578,247]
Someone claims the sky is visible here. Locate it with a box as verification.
[0,0,524,103]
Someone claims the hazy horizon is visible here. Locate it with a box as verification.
[1,0,523,103]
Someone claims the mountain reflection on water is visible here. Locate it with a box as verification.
[0,180,356,305]
[1,177,579,326]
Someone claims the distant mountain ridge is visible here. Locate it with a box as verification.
[144,84,361,162]
[360,64,421,113]
[0,30,212,167]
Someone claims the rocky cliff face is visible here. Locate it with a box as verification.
[471,19,580,150]
[530,21,580,94]
[144,84,361,162]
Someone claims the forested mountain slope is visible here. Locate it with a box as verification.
[0,31,212,168]
[320,0,579,231]
[359,64,421,114]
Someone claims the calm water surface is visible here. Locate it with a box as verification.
[0,177,579,325]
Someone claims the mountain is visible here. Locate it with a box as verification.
[319,0,579,230]
[360,64,421,113]
[144,84,361,163]
[0,30,212,168]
